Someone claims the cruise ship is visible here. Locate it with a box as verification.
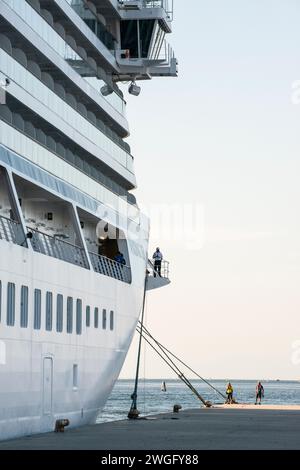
[0,0,176,441]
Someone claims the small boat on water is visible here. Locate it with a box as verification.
[161,381,167,392]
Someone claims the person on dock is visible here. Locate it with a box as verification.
[153,247,163,277]
[255,381,264,405]
[226,382,234,404]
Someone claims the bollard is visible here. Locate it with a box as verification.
[173,404,182,413]
[55,419,70,433]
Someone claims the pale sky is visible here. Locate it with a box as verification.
[120,0,300,380]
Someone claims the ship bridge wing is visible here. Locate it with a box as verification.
[146,258,170,291]
[115,0,178,82]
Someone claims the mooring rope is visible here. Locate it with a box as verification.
[128,275,148,419]
[139,322,226,402]
[142,295,148,415]
[136,325,210,407]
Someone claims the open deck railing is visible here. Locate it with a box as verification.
[119,0,173,17]
[0,214,25,246]
[144,0,173,13]
[89,251,132,284]
[28,227,89,269]
[1,217,132,281]
[148,259,170,279]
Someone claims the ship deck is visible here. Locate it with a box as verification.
[1,405,300,450]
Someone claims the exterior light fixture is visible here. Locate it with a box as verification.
[100,84,113,96]
[128,81,141,96]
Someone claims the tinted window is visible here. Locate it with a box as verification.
[56,294,63,333]
[110,310,114,331]
[67,297,73,334]
[46,292,53,331]
[102,309,107,330]
[34,289,41,330]
[20,286,29,328]
[86,306,90,327]
[76,299,82,335]
[140,20,155,58]
[7,282,15,326]
[121,20,138,58]
[94,307,99,328]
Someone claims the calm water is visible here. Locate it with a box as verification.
[97,379,300,423]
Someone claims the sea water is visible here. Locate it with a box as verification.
[97,379,300,423]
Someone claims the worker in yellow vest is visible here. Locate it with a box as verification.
[226,382,234,404]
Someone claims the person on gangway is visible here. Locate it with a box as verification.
[153,247,163,277]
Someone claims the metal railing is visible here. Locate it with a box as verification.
[148,259,170,279]
[0,214,25,246]
[28,227,89,269]
[68,0,117,50]
[144,0,173,15]
[89,251,132,284]
[121,0,174,19]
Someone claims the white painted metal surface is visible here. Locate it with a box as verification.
[0,0,174,442]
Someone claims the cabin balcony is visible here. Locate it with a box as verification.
[0,214,25,247]
[89,251,132,284]
[78,207,132,284]
[0,168,133,282]
[28,227,89,269]
[0,167,26,247]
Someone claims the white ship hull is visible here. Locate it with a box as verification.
[0,235,146,441]
[0,0,175,443]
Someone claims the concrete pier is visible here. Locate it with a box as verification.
[1,406,300,450]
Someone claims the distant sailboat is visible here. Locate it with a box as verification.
[161,381,167,392]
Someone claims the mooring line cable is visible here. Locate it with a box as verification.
[136,326,183,378]
[142,294,148,415]
[138,322,226,401]
[128,275,148,419]
[136,326,209,407]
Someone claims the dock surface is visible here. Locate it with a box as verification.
[1,406,300,450]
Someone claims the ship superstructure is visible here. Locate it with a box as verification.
[0,0,176,441]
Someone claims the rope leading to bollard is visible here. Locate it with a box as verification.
[128,275,148,420]
[140,324,227,402]
[136,323,226,407]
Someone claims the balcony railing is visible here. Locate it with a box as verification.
[121,0,174,19]
[89,251,132,284]
[28,227,89,269]
[0,214,25,246]
[149,259,170,278]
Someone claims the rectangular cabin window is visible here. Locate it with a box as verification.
[94,307,99,328]
[86,306,90,327]
[67,297,73,334]
[102,309,107,330]
[76,299,82,335]
[20,286,29,328]
[110,310,114,331]
[45,292,53,331]
[7,282,15,326]
[34,289,41,330]
[73,364,78,389]
[56,294,63,333]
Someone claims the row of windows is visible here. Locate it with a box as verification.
[3,0,126,119]
[0,281,114,334]
[0,92,134,202]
